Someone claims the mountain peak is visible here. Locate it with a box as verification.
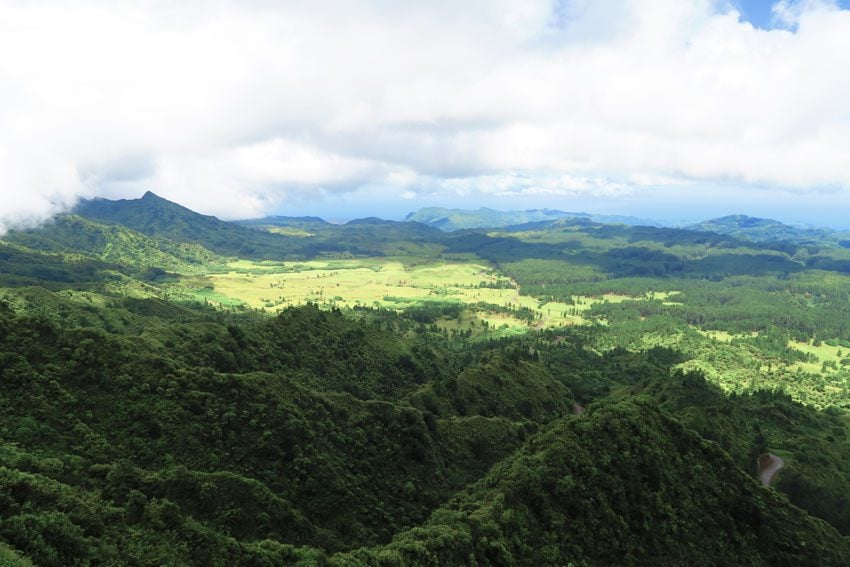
[72,192,306,259]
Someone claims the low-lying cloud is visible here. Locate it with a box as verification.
[2,0,850,229]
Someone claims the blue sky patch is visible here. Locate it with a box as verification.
[734,0,850,29]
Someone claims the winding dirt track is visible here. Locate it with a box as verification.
[758,453,785,486]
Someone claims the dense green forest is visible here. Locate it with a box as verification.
[2,193,850,564]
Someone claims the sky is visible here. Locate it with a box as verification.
[2,0,850,231]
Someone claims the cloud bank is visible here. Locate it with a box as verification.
[1,0,850,228]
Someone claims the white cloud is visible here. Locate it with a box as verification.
[431,172,631,198]
[772,0,841,28]
[0,150,92,233]
[140,140,413,219]
[1,0,850,229]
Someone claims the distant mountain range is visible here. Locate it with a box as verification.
[62,192,445,260]
[403,207,850,247]
[11,193,838,255]
[685,214,850,247]
[404,206,661,231]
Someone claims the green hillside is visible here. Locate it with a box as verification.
[340,398,850,566]
[5,215,219,271]
[73,192,304,260]
[2,290,850,564]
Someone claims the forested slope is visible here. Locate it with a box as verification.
[339,399,850,566]
[73,192,301,259]
[1,289,850,565]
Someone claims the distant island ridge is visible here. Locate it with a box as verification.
[71,193,850,248]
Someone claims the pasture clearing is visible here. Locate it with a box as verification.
[788,340,850,374]
[173,258,682,334]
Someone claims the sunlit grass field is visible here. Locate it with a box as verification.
[160,256,850,409]
[789,340,850,374]
[170,258,667,331]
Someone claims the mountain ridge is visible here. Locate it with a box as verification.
[405,206,661,231]
[686,213,850,246]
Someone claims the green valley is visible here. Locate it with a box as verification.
[2,194,850,564]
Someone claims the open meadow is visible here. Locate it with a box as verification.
[172,258,684,336]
